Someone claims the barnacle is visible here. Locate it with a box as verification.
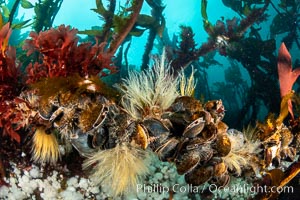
[31,127,60,164]
[83,143,152,197]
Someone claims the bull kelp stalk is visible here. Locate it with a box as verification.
[7,0,21,25]
[93,0,116,43]
[140,0,165,71]
[107,0,144,56]
[87,0,145,79]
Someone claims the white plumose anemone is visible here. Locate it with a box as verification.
[118,50,179,119]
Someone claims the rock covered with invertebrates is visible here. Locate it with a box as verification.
[152,96,261,188]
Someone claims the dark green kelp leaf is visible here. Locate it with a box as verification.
[270,13,293,37]
[78,29,103,36]
[201,0,214,36]
[201,0,208,20]
[11,19,32,29]
[21,0,34,9]
[136,14,156,28]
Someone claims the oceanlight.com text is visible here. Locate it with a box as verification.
[209,184,294,195]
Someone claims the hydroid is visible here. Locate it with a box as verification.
[31,127,60,164]
[83,143,152,197]
[118,50,178,119]
[222,128,261,176]
[179,66,197,96]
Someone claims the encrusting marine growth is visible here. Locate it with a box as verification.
[1,17,300,198]
[83,144,152,197]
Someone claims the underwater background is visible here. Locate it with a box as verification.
[8,0,296,128]
[1,0,300,199]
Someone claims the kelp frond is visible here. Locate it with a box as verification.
[179,66,197,97]
[31,127,60,164]
[83,143,151,197]
[276,90,295,126]
[222,129,261,176]
[118,50,179,119]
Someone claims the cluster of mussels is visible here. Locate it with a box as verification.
[31,80,237,188]
[156,96,231,187]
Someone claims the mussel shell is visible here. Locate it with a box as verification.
[131,124,149,149]
[169,96,203,113]
[217,121,228,134]
[199,148,214,164]
[185,165,213,185]
[185,137,207,150]
[156,137,179,161]
[183,141,213,164]
[204,100,225,122]
[143,118,169,136]
[213,133,231,157]
[175,150,200,175]
[213,161,227,177]
[161,112,189,135]
[71,129,97,157]
[90,127,108,149]
[183,118,206,138]
[143,118,170,149]
[197,110,212,124]
[209,174,230,187]
[200,123,218,142]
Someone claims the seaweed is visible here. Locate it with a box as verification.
[140,0,165,70]
[269,0,300,49]
[277,43,300,120]
[170,25,198,72]
[33,0,63,32]
[0,23,24,143]
[23,25,118,83]
[1,1,300,198]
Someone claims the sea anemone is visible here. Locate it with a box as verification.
[222,128,261,176]
[118,50,179,119]
[31,127,60,164]
[83,143,152,197]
